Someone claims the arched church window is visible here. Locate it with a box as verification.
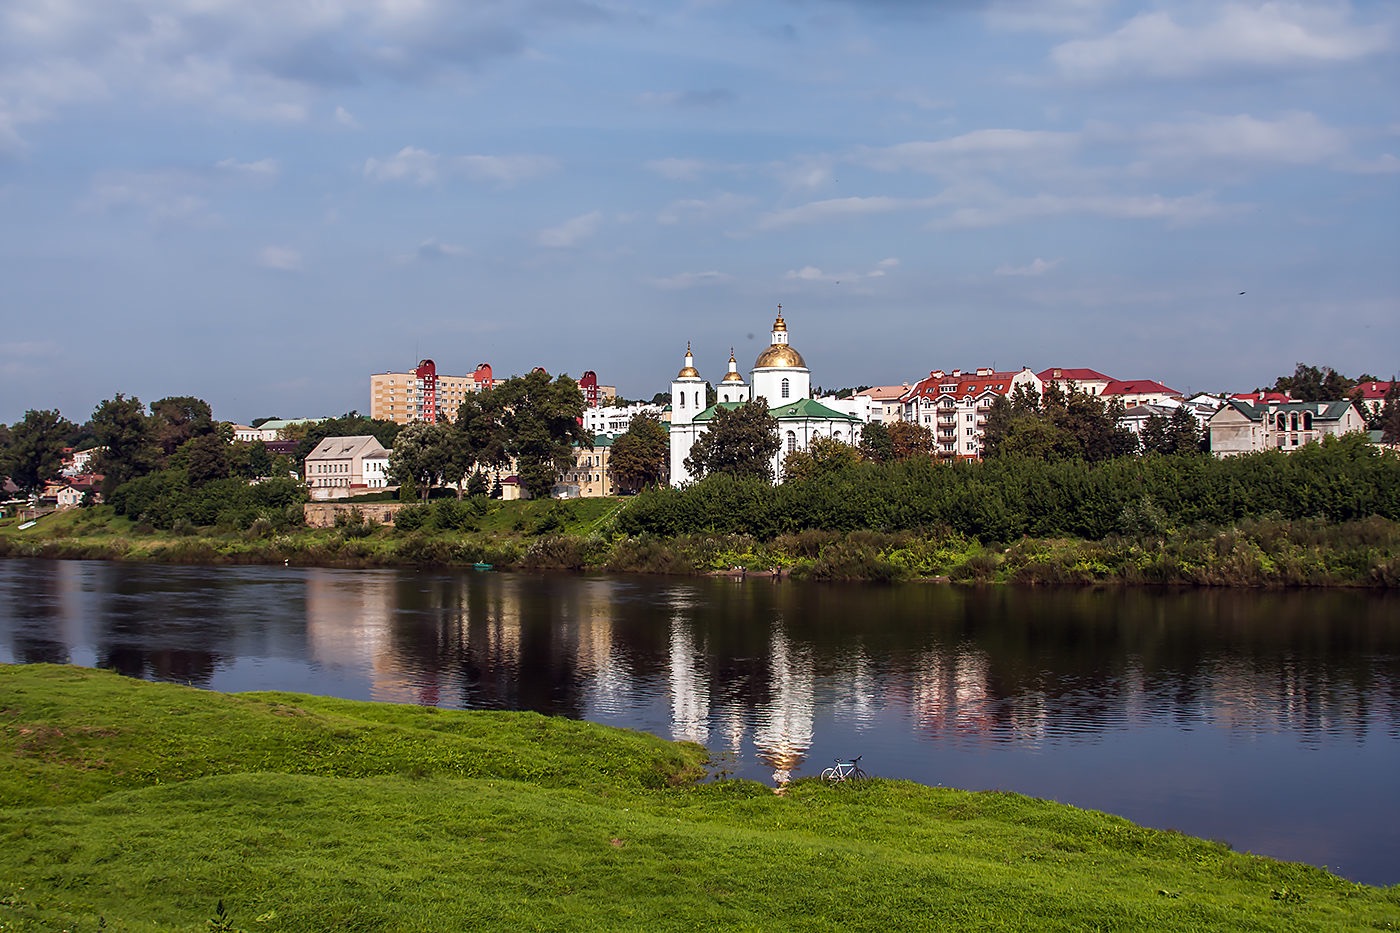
[679,395,685,409]
[781,378,790,399]
[786,431,797,453]
[695,391,701,408]
[1302,412,1313,430]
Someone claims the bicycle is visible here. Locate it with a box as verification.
[821,756,866,782]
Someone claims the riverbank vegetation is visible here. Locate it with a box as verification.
[2,664,1394,931]
[5,434,1398,586]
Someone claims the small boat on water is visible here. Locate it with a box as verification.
[472,562,494,572]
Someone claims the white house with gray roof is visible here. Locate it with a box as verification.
[1207,399,1368,456]
[304,435,390,499]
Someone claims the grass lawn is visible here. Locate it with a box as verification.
[1,665,1395,931]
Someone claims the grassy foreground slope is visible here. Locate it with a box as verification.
[1,666,1395,932]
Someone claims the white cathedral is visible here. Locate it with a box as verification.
[669,308,864,485]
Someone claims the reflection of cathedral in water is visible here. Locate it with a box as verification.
[751,625,815,785]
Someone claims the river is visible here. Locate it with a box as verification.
[1,558,1397,886]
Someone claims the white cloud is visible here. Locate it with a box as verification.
[365,148,557,186]
[216,157,280,177]
[415,239,470,260]
[783,259,900,283]
[649,270,732,289]
[935,191,1246,229]
[986,0,1113,34]
[334,105,360,129]
[537,211,602,248]
[856,129,1079,175]
[645,158,712,181]
[995,257,1062,276]
[1337,153,1400,175]
[656,192,752,225]
[454,154,558,186]
[1051,4,1391,81]
[258,246,302,271]
[364,146,440,185]
[1134,111,1349,167]
[81,170,217,226]
[757,196,930,230]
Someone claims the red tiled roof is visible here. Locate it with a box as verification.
[1038,367,1113,383]
[1102,379,1180,397]
[1352,381,1394,400]
[1231,391,1291,404]
[902,369,1025,402]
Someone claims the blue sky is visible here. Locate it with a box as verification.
[2,0,1396,425]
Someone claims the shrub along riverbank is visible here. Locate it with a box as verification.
[1,664,1395,931]
[4,439,1399,585]
[3,498,1398,587]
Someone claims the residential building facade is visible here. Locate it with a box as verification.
[900,367,1041,459]
[1207,400,1369,456]
[304,435,391,499]
[370,360,495,425]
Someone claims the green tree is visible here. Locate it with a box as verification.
[609,413,670,493]
[177,433,232,486]
[454,393,510,486]
[888,420,936,461]
[857,420,894,464]
[294,413,400,465]
[150,396,215,459]
[782,435,862,483]
[489,370,590,499]
[389,422,458,500]
[229,440,273,479]
[684,400,780,482]
[1,410,75,494]
[1271,363,1356,402]
[91,394,159,496]
[1379,379,1400,444]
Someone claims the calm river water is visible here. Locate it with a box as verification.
[2,558,1397,886]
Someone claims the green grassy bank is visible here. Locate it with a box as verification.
[2,665,1395,931]
[3,502,1399,586]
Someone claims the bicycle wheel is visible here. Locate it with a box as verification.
[821,767,839,782]
[851,766,867,780]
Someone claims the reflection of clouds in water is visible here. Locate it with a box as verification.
[828,649,879,730]
[753,624,814,785]
[668,619,710,745]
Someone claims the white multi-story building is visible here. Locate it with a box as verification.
[1208,400,1369,456]
[304,435,391,499]
[583,402,664,437]
[901,367,1042,459]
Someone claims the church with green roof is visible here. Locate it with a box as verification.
[668,308,864,486]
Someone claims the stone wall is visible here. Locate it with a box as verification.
[303,502,408,528]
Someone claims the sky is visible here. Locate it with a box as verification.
[1,0,1397,425]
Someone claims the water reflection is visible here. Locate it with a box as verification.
[1,559,1398,884]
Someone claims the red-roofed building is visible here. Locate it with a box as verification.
[900,367,1040,459]
[1230,390,1292,405]
[1037,367,1114,397]
[1350,381,1394,421]
[1101,379,1182,408]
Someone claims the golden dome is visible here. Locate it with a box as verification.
[677,342,700,379]
[754,344,807,369]
[722,370,745,383]
[721,349,745,383]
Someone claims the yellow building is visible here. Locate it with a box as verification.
[370,360,494,425]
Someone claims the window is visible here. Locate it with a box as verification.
[966,428,974,436]
[781,378,790,399]
[965,414,973,422]
[786,431,797,453]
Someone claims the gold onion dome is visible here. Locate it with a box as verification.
[754,344,806,369]
[677,341,700,378]
[721,349,745,383]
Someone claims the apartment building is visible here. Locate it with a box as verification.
[304,435,391,499]
[370,360,495,425]
[901,367,1041,459]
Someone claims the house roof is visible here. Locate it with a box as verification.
[691,399,861,423]
[1102,379,1181,397]
[305,435,389,461]
[1038,367,1113,383]
[902,369,1027,402]
[1230,391,1291,404]
[1218,399,1357,423]
[856,384,912,402]
[257,418,326,432]
[1352,381,1394,401]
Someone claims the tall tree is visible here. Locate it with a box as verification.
[293,413,401,464]
[1380,379,1400,445]
[857,420,894,463]
[887,420,936,461]
[781,435,862,483]
[149,396,214,459]
[1271,363,1356,402]
[91,394,159,496]
[1,410,75,493]
[684,400,780,482]
[388,421,458,500]
[489,370,589,499]
[178,433,232,486]
[609,413,669,493]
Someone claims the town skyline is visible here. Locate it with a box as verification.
[2,0,1396,425]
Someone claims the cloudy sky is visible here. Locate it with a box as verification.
[2,0,1396,424]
